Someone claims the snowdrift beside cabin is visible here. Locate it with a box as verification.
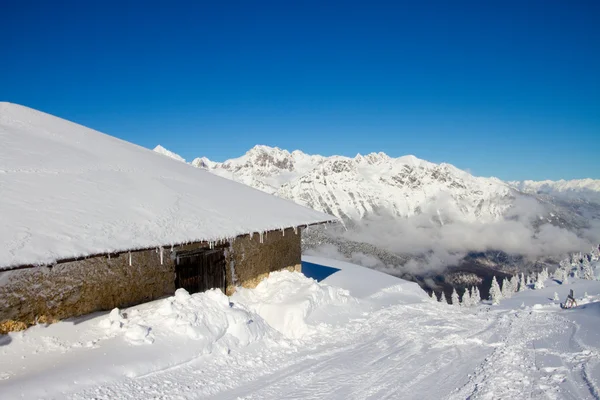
[100,287,277,350]
[0,103,335,270]
[232,270,355,339]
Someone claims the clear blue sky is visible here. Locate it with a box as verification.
[1,1,599,180]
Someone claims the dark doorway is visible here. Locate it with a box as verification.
[175,248,226,294]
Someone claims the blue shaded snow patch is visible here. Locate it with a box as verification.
[301,261,341,282]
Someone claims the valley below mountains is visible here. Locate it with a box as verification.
[154,145,600,297]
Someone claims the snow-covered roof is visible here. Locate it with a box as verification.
[0,103,336,270]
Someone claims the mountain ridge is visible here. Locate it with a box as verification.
[154,144,600,224]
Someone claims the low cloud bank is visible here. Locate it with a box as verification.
[315,195,600,274]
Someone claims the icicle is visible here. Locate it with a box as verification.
[176,256,180,265]
[129,251,132,266]
[282,228,285,236]
[228,243,238,286]
[108,254,110,260]
[293,226,298,235]
[171,244,174,251]
[159,246,164,265]
[259,232,264,244]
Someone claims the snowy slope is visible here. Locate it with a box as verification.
[153,145,186,163]
[1,257,599,399]
[0,103,335,270]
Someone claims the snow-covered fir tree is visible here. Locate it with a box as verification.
[509,275,518,293]
[582,257,595,280]
[553,292,560,301]
[591,245,600,261]
[559,258,571,273]
[438,291,448,304]
[534,272,545,289]
[451,288,460,306]
[519,273,527,291]
[553,268,564,283]
[501,277,512,298]
[489,277,502,305]
[473,287,481,304]
[462,288,471,307]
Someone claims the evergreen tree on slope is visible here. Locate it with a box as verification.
[509,275,519,293]
[519,273,527,291]
[438,291,448,304]
[534,272,545,289]
[462,288,472,307]
[473,287,481,304]
[451,288,460,306]
[489,276,502,305]
[501,278,512,298]
[582,257,595,280]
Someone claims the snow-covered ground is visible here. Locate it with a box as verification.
[1,257,600,399]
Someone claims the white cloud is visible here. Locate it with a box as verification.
[332,194,599,274]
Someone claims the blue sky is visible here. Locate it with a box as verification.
[1,1,599,180]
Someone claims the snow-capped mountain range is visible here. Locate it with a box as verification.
[510,179,600,200]
[153,144,600,224]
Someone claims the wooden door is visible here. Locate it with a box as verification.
[175,249,226,294]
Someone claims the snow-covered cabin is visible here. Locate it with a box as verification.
[0,103,335,333]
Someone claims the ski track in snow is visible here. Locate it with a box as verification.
[2,262,600,400]
[66,304,600,400]
[450,307,600,400]
[66,299,493,400]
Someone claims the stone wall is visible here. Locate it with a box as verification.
[0,227,304,333]
[226,227,302,294]
[0,246,190,334]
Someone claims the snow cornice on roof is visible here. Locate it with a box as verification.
[1,220,337,272]
[0,102,337,270]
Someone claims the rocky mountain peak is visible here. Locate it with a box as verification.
[152,144,599,226]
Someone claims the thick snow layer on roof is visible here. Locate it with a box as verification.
[0,103,335,270]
